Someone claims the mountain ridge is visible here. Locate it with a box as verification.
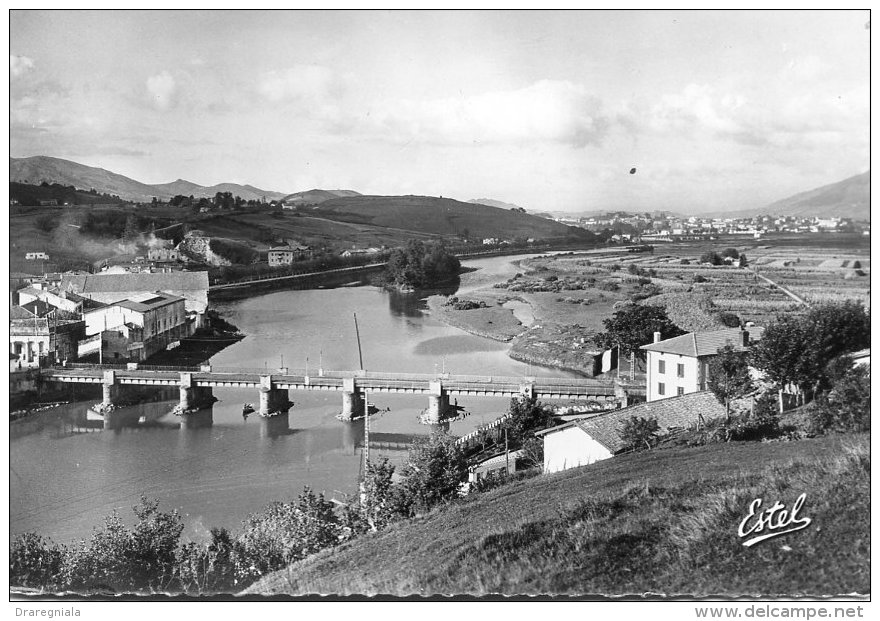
[9,156,288,202]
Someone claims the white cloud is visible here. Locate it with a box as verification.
[146,71,176,110]
[259,65,339,103]
[10,54,35,79]
[363,80,609,148]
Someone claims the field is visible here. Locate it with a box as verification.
[427,234,870,376]
[246,432,870,596]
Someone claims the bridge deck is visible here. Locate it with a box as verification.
[44,365,621,400]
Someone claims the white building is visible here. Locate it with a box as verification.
[640,327,763,402]
[535,391,725,474]
[25,252,50,260]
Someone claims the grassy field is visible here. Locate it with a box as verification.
[246,432,869,597]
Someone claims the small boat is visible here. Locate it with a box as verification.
[242,403,255,415]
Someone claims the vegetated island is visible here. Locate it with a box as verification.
[376,240,461,291]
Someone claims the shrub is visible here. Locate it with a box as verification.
[176,528,236,594]
[717,311,740,327]
[10,532,65,590]
[620,416,660,451]
[808,365,871,434]
[395,432,469,517]
[599,282,620,292]
[693,274,707,283]
[700,251,723,266]
[233,487,343,584]
[61,496,184,593]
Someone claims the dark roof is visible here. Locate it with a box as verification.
[535,391,726,453]
[640,327,764,357]
[85,291,184,314]
[60,271,209,294]
[10,306,36,319]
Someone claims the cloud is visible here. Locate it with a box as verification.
[146,71,176,110]
[351,80,608,148]
[10,54,35,79]
[259,65,340,103]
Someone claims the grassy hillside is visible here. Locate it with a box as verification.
[247,433,869,597]
[10,156,288,202]
[11,156,167,202]
[314,195,584,240]
[282,189,362,204]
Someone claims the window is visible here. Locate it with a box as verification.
[658,359,665,374]
[658,382,665,396]
[677,387,685,396]
[677,363,685,378]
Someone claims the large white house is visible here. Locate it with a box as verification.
[640,327,763,402]
[535,391,725,474]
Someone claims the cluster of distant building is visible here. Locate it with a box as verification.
[553,211,869,242]
[9,270,209,369]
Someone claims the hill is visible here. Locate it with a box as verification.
[281,189,362,205]
[10,156,168,203]
[760,171,869,220]
[10,156,288,203]
[709,172,870,220]
[10,181,125,206]
[247,433,869,596]
[469,197,528,211]
[313,195,586,240]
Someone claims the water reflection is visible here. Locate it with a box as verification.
[385,281,458,318]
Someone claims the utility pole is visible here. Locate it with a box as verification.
[505,427,510,475]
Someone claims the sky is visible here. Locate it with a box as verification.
[8,10,870,213]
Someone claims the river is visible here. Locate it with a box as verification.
[10,253,576,544]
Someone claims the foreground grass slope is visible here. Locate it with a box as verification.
[247,434,869,597]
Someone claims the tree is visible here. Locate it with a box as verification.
[751,301,870,397]
[700,251,723,265]
[349,458,397,533]
[383,240,460,289]
[232,487,342,584]
[808,364,871,434]
[594,304,684,360]
[61,496,184,592]
[707,344,754,420]
[395,431,468,516]
[722,248,740,259]
[10,532,65,590]
[619,416,660,451]
[500,396,554,446]
[123,214,139,244]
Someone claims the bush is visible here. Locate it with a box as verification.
[620,416,660,451]
[10,532,65,590]
[700,251,723,266]
[717,311,740,327]
[233,487,343,584]
[693,274,707,283]
[61,496,184,593]
[808,365,871,434]
[395,432,468,517]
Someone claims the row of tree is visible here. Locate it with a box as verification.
[383,240,462,289]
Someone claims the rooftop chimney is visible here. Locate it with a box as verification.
[653,331,662,343]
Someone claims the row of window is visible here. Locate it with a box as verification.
[658,359,685,378]
[657,383,685,397]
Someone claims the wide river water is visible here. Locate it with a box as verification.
[10,254,578,543]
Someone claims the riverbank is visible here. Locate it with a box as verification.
[425,294,526,342]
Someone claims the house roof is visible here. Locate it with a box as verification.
[10,305,36,320]
[640,327,764,357]
[61,271,209,294]
[535,391,726,453]
[468,450,525,472]
[85,291,184,314]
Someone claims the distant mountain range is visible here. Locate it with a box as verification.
[9,156,288,203]
[468,198,528,211]
[751,171,869,220]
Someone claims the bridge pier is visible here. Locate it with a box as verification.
[422,381,450,425]
[175,373,218,415]
[259,375,292,417]
[339,377,364,421]
[101,370,119,408]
